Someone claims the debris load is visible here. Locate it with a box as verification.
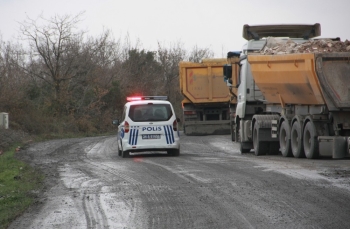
[260,37,350,55]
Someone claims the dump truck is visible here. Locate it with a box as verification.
[224,23,350,159]
[179,58,239,136]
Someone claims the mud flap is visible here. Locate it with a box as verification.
[318,136,348,159]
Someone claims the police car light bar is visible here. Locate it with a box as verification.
[127,96,168,101]
[126,96,142,101]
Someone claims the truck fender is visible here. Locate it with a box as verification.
[278,115,290,131]
[291,115,305,133]
[303,116,330,137]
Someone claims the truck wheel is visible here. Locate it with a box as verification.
[240,143,251,153]
[291,121,305,158]
[253,123,269,156]
[231,124,235,141]
[279,121,292,157]
[303,121,319,159]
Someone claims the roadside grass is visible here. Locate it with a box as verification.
[0,145,44,229]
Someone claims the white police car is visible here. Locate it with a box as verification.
[113,96,180,158]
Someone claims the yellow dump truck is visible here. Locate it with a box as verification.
[179,58,238,136]
[225,23,350,158]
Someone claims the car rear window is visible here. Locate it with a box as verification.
[129,104,173,122]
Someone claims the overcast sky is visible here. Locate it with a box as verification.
[1,0,350,57]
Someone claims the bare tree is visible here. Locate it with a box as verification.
[157,42,214,116]
[19,12,88,113]
[188,45,214,62]
[0,39,27,109]
[157,42,186,104]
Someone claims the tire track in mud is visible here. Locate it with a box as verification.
[19,136,143,229]
[81,139,208,228]
[136,159,255,228]
[74,137,146,228]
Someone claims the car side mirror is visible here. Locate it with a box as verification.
[176,117,181,123]
[112,120,119,125]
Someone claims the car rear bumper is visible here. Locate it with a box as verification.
[122,138,180,152]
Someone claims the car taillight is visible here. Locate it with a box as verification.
[173,119,177,131]
[124,121,130,133]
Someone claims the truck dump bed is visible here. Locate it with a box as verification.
[179,58,238,136]
[315,52,350,110]
[248,52,350,110]
[179,59,231,104]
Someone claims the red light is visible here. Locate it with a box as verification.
[124,121,130,133]
[127,97,142,101]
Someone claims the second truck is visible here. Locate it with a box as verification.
[224,23,350,159]
[179,57,239,136]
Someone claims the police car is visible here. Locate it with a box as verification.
[113,96,180,158]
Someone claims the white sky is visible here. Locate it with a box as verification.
[1,0,350,57]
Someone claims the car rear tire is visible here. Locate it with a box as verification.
[168,149,180,156]
[118,143,122,156]
[122,150,129,158]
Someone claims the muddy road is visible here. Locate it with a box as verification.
[10,133,350,228]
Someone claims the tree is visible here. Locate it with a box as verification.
[0,39,27,112]
[19,13,88,114]
[157,42,214,116]
[188,45,214,62]
[121,48,161,96]
[156,42,186,114]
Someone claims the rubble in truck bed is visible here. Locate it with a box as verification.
[259,37,350,55]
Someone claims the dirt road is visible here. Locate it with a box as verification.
[9,133,350,228]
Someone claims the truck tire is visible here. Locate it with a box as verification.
[291,121,305,158]
[231,123,235,141]
[279,121,293,157]
[303,121,319,159]
[238,119,250,153]
[240,143,251,153]
[253,123,269,156]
